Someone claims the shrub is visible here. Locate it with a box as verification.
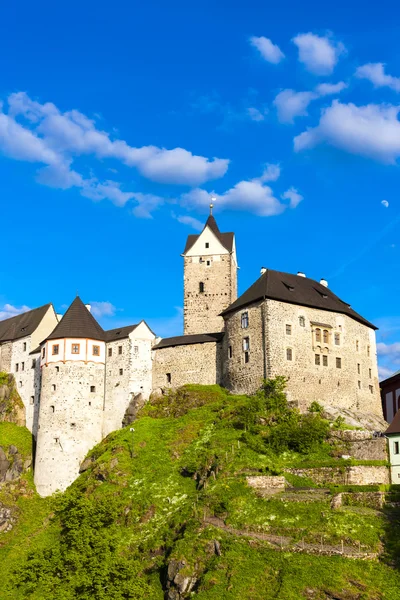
[267,413,330,455]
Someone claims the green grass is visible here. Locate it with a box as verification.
[1,381,400,599]
[0,422,32,458]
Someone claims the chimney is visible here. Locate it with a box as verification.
[297,272,306,278]
[85,304,92,313]
[260,267,267,275]
[320,279,328,288]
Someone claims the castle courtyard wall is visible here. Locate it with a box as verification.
[152,342,222,390]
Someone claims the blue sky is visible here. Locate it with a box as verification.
[1,0,400,378]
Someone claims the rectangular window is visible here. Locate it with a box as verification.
[72,344,80,354]
[52,384,56,391]
[93,345,100,356]
[90,385,96,393]
[42,347,45,358]
[334,333,340,345]
[166,372,171,383]
[286,324,292,335]
[357,363,360,375]
[394,441,399,455]
[118,346,123,355]
[134,345,139,354]
[369,385,374,394]
[299,316,305,327]
[31,358,36,368]
[108,347,112,357]
[30,396,34,405]
[323,330,329,344]
[315,328,321,342]
[241,312,249,329]
[52,344,59,355]
[23,342,27,351]
[119,368,123,376]
[228,345,232,359]
[21,362,25,371]
[323,355,328,367]
[243,337,250,351]
[244,351,249,364]
[315,354,320,365]
[15,363,19,372]
[356,340,359,351]
[199,282,205,293]
[367,345,370,357]
[206,260,211,266]
[369,368,372,379]
[286,348,293,361]
[336,357,341,368]
[205,242,209,248]
[358,380,361,389]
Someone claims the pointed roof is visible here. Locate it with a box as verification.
[46,297,105,341]
[220,269,376,330]
[385,409,400,435]
[0,304,53,342]
[183,214,234,254]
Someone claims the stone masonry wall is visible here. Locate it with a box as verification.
[0,342,12,372]
[103,338,131,437]
[34,360,105,497]
[152,342,222,390]
[286,466,389,485]
[184,254,237,335]
[10,336,39,433]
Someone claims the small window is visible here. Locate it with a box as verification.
[30,396,34,405]
[206,260,211,266]
[323,330,329,344]
[55,366,59,373]
[31,359,36,368]
[228,345,232,359]
[52,344,59,355]
[357,363,360,375]
[50,405,55,413]
[243,337,250,351]
[356,340,359,351]
[369,368,372,378]
[21,362,24,371]
[54,437,59,443]
[118,346,123,355]
[205,242,209,248]
[52,384,56,391]
[336,357,341,369]
[241,312,249,329]
[199,282,205,293]
[90,385,96,393]
[15,363,19,372]
[286,324,292,335]
[108,347,112,357]
[394,441,399,455]
[133,345,139,354]
[315,354,320,365]
[286,348,293,361]
[166,372,172,383]
[369,385,374,394]
[19,381,22,388]
[119,368,123,376]
[315,328,321,342]
[71,423,76,429]
[367,345,370,357]
[93,345,100,356]
[334,333,340,345]
[244,351,249,364]
[23,342,27,351]
[72,344,80,354]
[358,380,361,389]
[42,347,46,358]
[299,316,305,327]
[323,355,328,367]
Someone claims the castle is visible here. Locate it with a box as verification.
[0,209,382,496]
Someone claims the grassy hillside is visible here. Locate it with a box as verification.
[1,381,400,599]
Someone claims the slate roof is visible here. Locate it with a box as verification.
[220,269,377,330]
[183,215,234,254]
[0,304,53,343]
[153,332,224,350]
[105,325,138,342]
[385,409,400,435]
[46,297,105,341]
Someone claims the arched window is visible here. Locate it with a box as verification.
[323,329,329,344]
[315,328,321,342]
[299,316,305,327]
[199,282,204,293]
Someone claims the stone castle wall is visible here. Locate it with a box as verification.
[9,336,39,433]
[0,341,12,372]
[183,254,236,335]
[34,360,105,497]
[152,342,222,390]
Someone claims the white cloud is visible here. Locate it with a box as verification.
[281,187,303,208]
[175,215,204,231]
[378,365,395,380]
[292,33,345,75]
[274,89,316,123]
[377,342,400,358]
[252,163,281,183]
[0,303,31,321]
[294,100,400,163]
[89,301,117,318]
[356,63,400,92]
[382,199,389,207]
[316,81,347,96]
[180,167,301,217]
[247,107,265,122]
[130,192,164,218]
[249,36,285,64]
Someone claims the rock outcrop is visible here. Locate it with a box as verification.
[0,373,25,426]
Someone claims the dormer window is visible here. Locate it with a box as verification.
[199,282,205,293]
[205,242,209,248]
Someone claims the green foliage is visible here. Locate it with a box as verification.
[0,422,33,458]
[308,401,323,414]
[259,376,288,413]
[267,412,330,454]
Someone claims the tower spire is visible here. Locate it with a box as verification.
[210,194,216,216]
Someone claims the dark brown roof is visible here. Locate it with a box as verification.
[385,409,400,435]
[153,332,224,350]
[221,269,377,330]
[380,369,400,386]
[46,297,105,341]
[183,215,234,254]
[105,325,138,342]
[0,304,53,343]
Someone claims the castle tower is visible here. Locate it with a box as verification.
[182,206,237,335]
[34,297,106,497]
